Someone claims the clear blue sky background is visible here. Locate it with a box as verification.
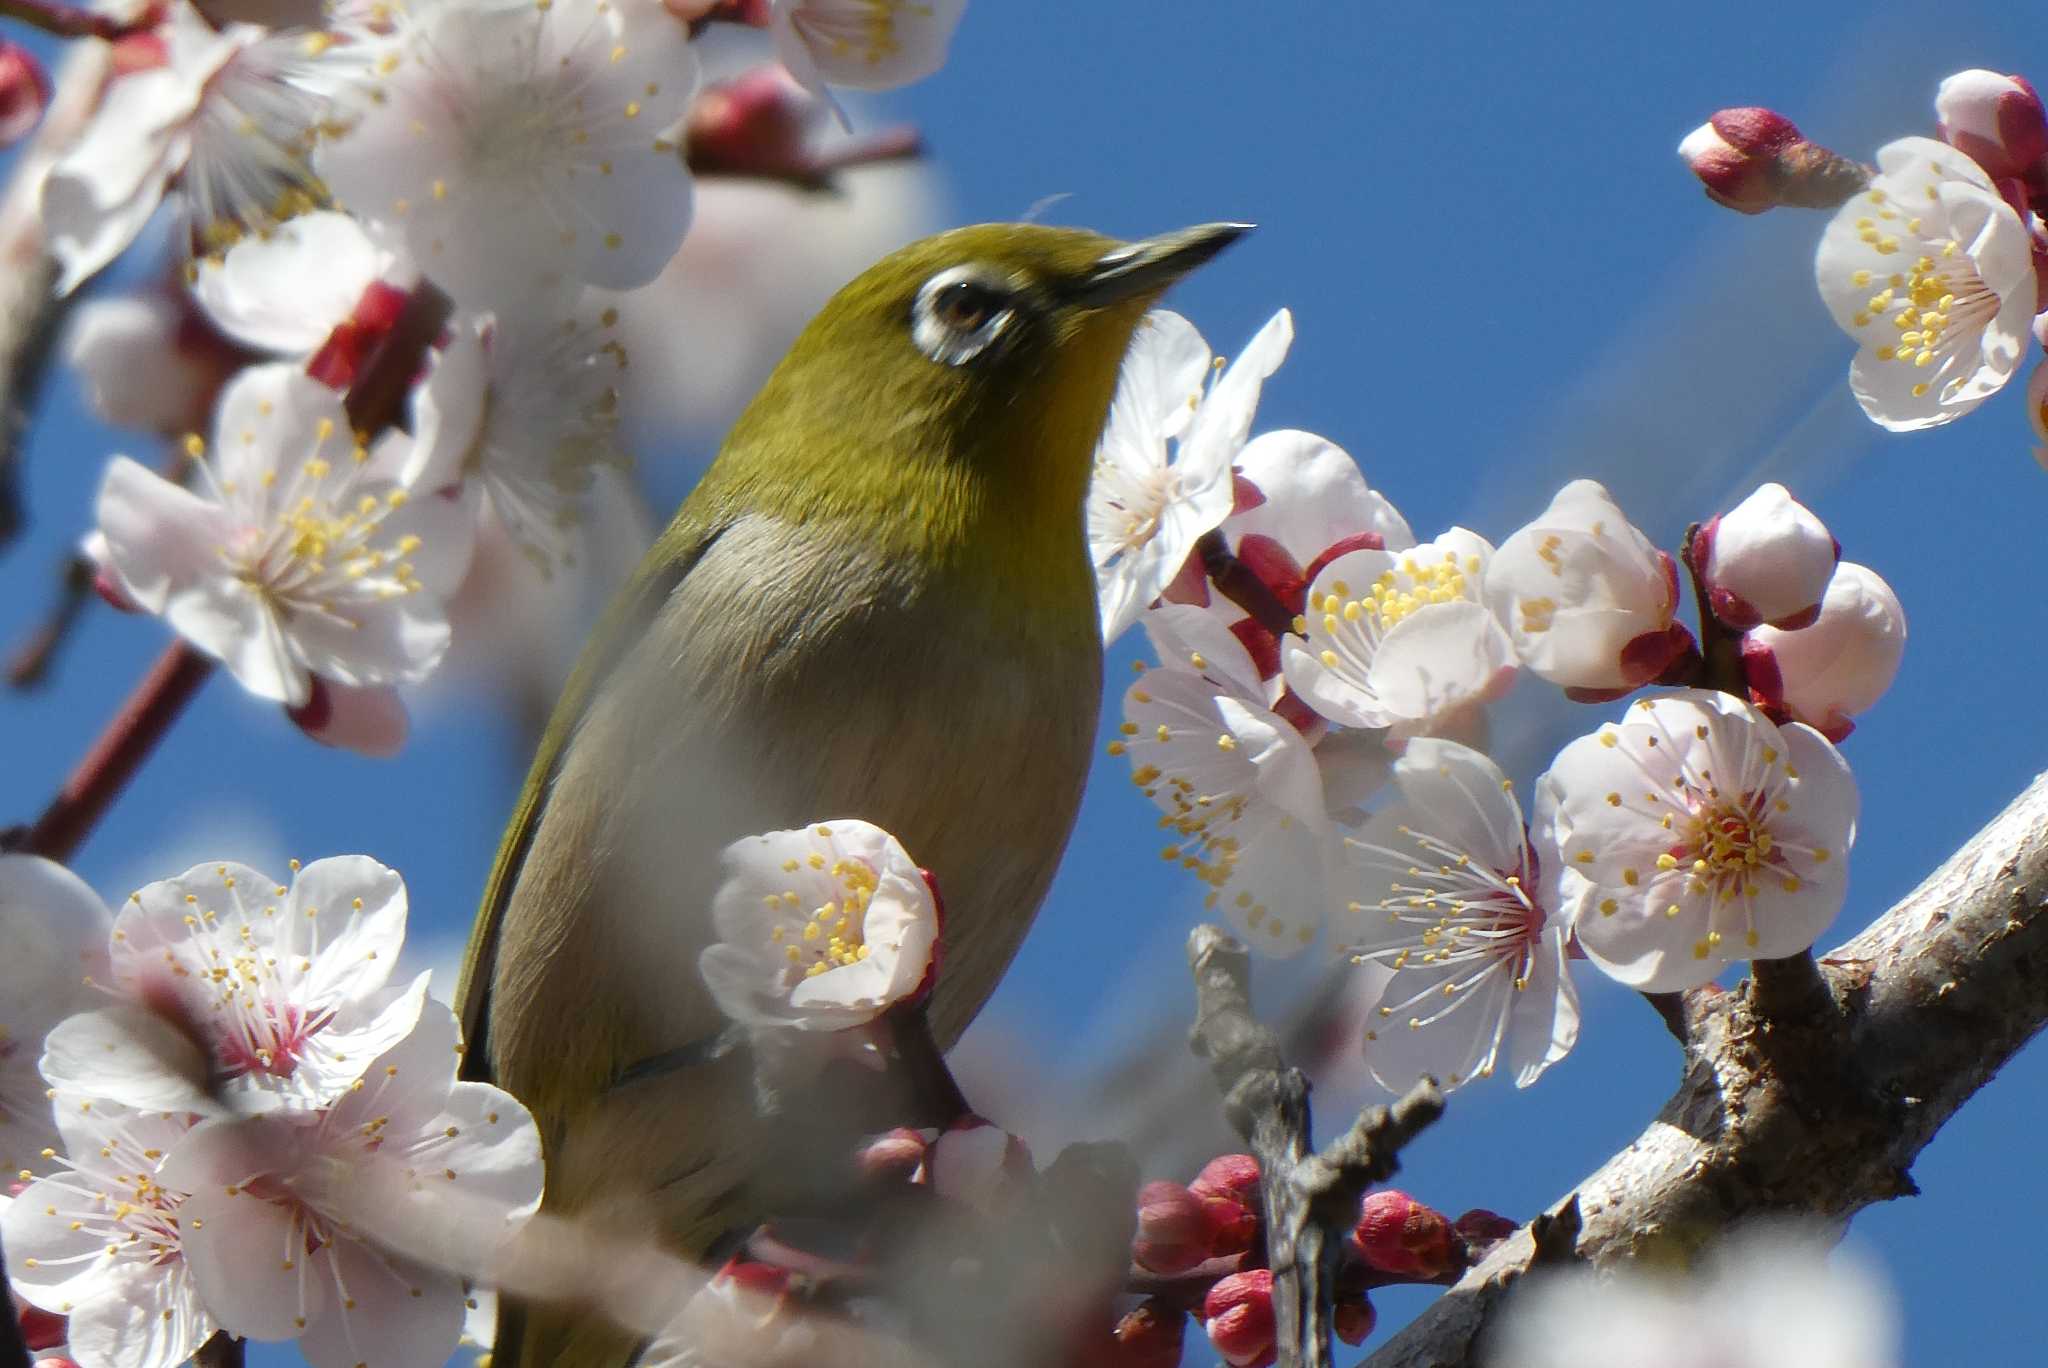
[4,3,2045,1362]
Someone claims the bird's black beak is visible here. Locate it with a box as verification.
[1064,222,1254,309]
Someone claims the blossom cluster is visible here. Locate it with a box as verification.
[34,0,964,755]
[1087,310,1903,1091]
[0,852,542,1368]
[1682,72,2048,441]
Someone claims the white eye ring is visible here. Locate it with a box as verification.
[912,265,1019,366]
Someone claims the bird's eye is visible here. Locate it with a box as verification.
[912,265,1022,366]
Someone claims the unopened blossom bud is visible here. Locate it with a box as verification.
[856,1126,929,1183]
[1202,1269,1276,1368]
[685,67,815,180]
[1188,1153,1261,1256]
[1936,70,2048,182]
[64,293,242,436]
[1334,1294,1377,1347]
[1696,482,1838,630]
[1351,1190,1456,1279]
[1110,1300,1185,1368]
[1742,562,1904,741]
[0,42,48,147]
[1679,107,1868,213]
[1132,1179,1212,1275]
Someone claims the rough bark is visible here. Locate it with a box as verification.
[1364,770,2048,1368]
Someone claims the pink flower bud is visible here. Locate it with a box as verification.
[1109,1300,1185,1368]
[685,67,816,180]
[18,1304,66,1352]
[1131,1180,1212,1275]
[928,1117,1032,1209]
[1201,1269,1276,1368]
[0,42,49,147]
[1188,1153,1261,1257]
[1742,562,1904,741]
[1679,107,1804,213]
[1351,1190,1455,1279]
[1936,70,2048,182]
[1698,482,1838,630]
[1334,1294,1377,1346]
[856,1126,930,1183]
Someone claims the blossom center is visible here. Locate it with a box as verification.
[770,856,879,978]
[791,0,930,64]
[1673,794,1784,902]
[1853,240,1996,398]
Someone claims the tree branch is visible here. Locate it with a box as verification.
[1363,769,2048,1368]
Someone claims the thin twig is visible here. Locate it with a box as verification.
[5,552,94,688]
[1196,530,1296,640]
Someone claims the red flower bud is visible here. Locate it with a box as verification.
[1453,1207,1519,1254]
[1351,1189,1455,1279]
[0,41,49,148]
[685,67,816,181]
[1201,1269,1276,1368]
[856,1126,930,1184]
[1109,1300,1185,1368]
[1334,1294,1377,1347]
[1132,1180,1212,1275]
[1188,1153,1261,1257]
[1678,107,1867,213]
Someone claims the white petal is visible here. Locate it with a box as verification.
[300,1243,464,1368]
[39,1006,215,1114]
[286,856,407,1007]
[177,1179,323,1341]
[1228,428,1415,562]
[59,1260,211,1368]
[94,456,235,617]
[772,0,967,91]
[193,211,392,354]
[1364,601,1517,727]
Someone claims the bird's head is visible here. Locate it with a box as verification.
[710,222,1250,575]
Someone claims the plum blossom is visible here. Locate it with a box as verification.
[1338,739,1578,1091]
[190,210,412,359]
[1742,562,1905,742]
[2,1098,215,1368]
[41,2,331,292]
[700,820,939,1031]
[317,0,700,305]
[1113,606,1339,955]
[1814,136,2035,430]
[1483,480,1691,696]
[54,857,429,1110]
[93,364,474,711]
[1697,483,1837,630]
[159,1001,542,1368]
[0,859,112,1177]
[1282,529,1516,737]
[1089,309,1292,643]
[1541,690,1858,993]
[771,0,967,110]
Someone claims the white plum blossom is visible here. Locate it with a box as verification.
[72,857,429,1110]
[159,1000,543,1368]
[1742,562,1906,742]
[317,0,700,306]
[0,858,112,1177]
[409,303,630,569]
[771,0,967,109]
[1483,480,1691,696]
[1089,309,1292,643]
[41,2,330,291]
[700,820,939,1031]
[1113,605,1338,955]
[190,210,411,358]
[63,292,236,437]
[1815,136,2036,430]
[1282,529,1516,736]
[94,364,475,711]
[1541,690,1859,993]
[1338,739,1578,1092]
[2,1097,215,1368]
[1490,1228,1898,1368]
[1698,482,1838,630]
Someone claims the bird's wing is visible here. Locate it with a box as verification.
[455,516,728,1084]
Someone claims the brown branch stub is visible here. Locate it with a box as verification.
[1363,770,2048,1368]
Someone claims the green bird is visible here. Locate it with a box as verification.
[456,220,1248,1365]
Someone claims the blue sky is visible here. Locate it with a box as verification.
[4,2,2045,1363]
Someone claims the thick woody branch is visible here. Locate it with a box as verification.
[1187,925,1443,1368]
[1364,769,2048,1368]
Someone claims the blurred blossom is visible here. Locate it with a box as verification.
[1483,479,1690,696]
[0,41,49,147]
[700,819,939,1031]
[288,678,411,758]
[0,858,111,1176]
[1283,529,1516,737]
[1814,136,2034,431]
[1114,605,1335,956]
[1541,690,1858,993]
[1743,562,1906,742]
[41,2,329,292]
[1935,70,2048,183]
[1488,1229,1899,1368]
[94,364,475,711]
[190,209,412,358]
[1090,309,1293,643]
[318,0,701,305]
[161,1001,542,1368]
[1698,482,1838,631]
[770,0,967,113]
[1339,739,1578,1092]
[926,1116,1031,1209]
[2,1098,214,1368]
[63,291,243,436]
